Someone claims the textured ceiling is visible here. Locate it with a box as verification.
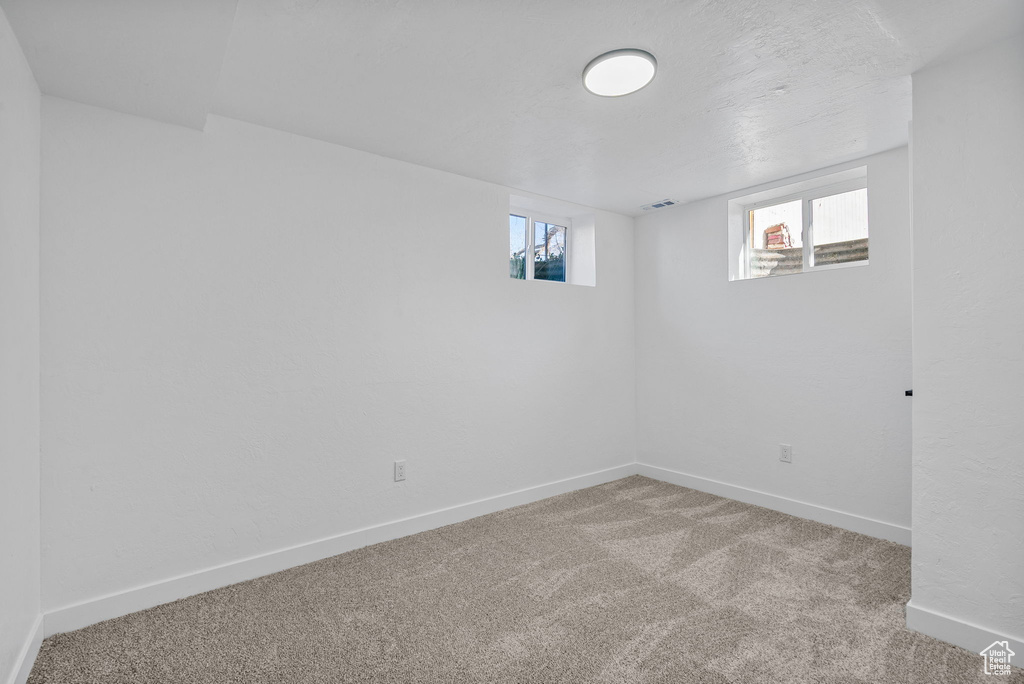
[0,0,238,129]
[4,0,1023,215]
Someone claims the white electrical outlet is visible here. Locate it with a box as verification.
[394,460,406,481]
[780,444,792,463]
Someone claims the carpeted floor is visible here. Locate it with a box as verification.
[29,476,1021,683]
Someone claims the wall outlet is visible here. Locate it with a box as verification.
[394,460,406,481]
[779,444,792,463]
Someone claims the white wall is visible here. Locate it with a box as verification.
[39,97,636,616]
[908,35,1024,652]
[0,5,41,682]
[634,147,912,534]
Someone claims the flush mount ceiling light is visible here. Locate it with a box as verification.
[582,49,657,97]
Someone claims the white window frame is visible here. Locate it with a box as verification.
[510,209,572,283]
[739,173,868,280]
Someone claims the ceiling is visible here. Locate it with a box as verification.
[1,0,237,129]
[3,0,1022,216]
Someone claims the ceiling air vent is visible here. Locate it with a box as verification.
[640,199,679,211]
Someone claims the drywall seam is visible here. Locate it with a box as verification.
[906,600,1023,655]
[43,463,636,636]
[637,463,911,545]
[4,615,42,684]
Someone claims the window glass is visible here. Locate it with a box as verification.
[509,214,527,279]
[811,188,869,266]
[748,200,802,278]
[533,222,566,282]
[751,200,802,249]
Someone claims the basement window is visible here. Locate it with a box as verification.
[729,167,869,281]
[509,212,569,283]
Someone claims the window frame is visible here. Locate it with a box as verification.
[740,176,868,279]
[510,209,572,283]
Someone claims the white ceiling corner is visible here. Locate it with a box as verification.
[0,0,239,130]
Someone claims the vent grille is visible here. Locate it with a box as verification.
[640,199,679,211]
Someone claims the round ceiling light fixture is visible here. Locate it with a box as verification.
[582,48,657,97]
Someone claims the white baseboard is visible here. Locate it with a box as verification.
[43,463,636,637]
[43,462,916,638]
[636,463,911,546]
[906,600,1024,655]
[5,614,43,684]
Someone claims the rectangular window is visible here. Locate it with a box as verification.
[749,200,803,277]
[809,187,868,267]
[509,214,528,279]
[732,169,868,280]
[509,212,569,283]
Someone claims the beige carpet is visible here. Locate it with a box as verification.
[29,476,1021,683]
